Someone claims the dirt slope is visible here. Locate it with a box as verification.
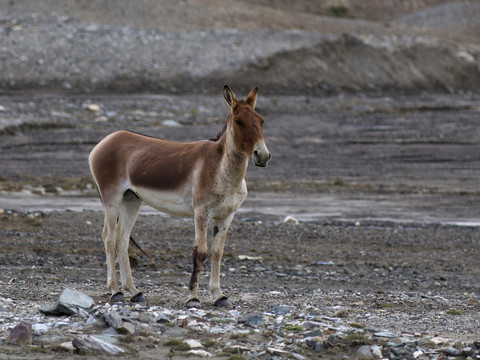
[0,0,479,95]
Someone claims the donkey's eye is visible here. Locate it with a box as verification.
[235,120,243,126]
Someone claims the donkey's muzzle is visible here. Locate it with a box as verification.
[253,150,272,167]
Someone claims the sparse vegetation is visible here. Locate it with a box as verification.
[328,5,348,17]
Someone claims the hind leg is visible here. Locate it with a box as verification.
[116,192,144,302]
[102,206,124,303]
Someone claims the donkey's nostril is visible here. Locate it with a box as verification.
[254,150,259,157]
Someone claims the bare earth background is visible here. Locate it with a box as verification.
[1,1,480,359]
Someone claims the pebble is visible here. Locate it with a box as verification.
[162,119,182,127]
[238,255,263,261]
[86,104,101,112]
[187,349,212,357]
[283,215,299,224]
[104,311,123,329]
[357,345,373,360]
[374,330,397,338]
[184,339,203,349]
[238,313,264,327]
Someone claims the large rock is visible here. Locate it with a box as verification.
[72,335,125,355]
[40,288,94,316]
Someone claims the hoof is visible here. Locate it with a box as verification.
[186,298,201,308]
[130,292,146,303]
[110,291,125,304]
[214,296,232,308]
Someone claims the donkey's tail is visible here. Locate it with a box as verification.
[129,236,153,261]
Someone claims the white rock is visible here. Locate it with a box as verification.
[371,345,383,359]
[185,339,203,349]
[87,104,101,112]
[413,350,423,358]
[357,345,373,360]
[59,341,75,351]
[162,119,182,127]
[187,349,211,357]
[283,215,299,224]
[238,255,263,261]
[431,336,449,345]
[291,353,307,360]
[72,335,125,355]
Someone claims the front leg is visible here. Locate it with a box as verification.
[186,209,209,308]
[209,213,235,307]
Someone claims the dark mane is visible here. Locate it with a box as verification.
[209,122,227,142]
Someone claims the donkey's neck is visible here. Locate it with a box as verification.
[218,131,249,187]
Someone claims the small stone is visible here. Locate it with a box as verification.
[271,305,290,315]
[357,345,373,360]
[7,321,32,345]
[238,255,263,261]
[94,116,108,122]
[238,313,264,327]
[117,322,135,335]
[431,336,449,345]
[155,313,173,323]
[267,347,289,354]
[371,345,383,359]
[59,341,75,351]
[184,339,203,349]
[283,215,299,224]
[374,330,396,338]
[102,327,119,336]
[413,350,424,358]
[445,347,461,356]
[87,104,101,112]
[225,345,249,353]
[162,119,182,127]
[104,311,123,329]
[187,349,211,357]
[291,353,307,360]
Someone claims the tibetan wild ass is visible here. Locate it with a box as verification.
[88,86,271,307]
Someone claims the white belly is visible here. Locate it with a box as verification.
[132,180,247,220]
[134,186,194,217]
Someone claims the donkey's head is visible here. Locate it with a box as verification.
[224,85,271,167]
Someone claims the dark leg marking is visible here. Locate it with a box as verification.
[189,247,208,291]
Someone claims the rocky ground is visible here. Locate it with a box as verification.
[1,1,480,359]
[1,211,480,359]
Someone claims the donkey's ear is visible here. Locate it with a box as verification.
[223,85,238,108]
[246,86,259,108]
